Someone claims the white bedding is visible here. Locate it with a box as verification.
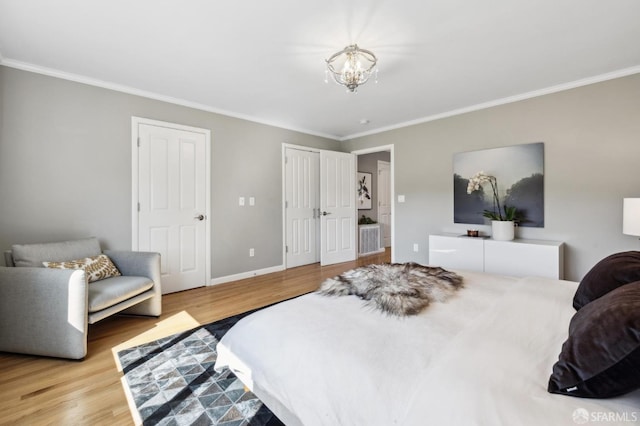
[215,271,640,425]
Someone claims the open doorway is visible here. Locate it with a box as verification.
[353,145,394,262]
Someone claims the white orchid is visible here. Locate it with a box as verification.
[466,171,494,194]
[466,171,519,222]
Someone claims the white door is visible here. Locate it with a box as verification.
[134,119,209,294]
[320,150,357,265]
[285,148,320,268]
[377,160,392,247]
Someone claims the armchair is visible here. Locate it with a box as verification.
[0,237,161,360]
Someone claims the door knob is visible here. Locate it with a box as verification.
[322,211,332,216]
[194,214,205,221]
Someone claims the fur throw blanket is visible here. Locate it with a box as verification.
[317,262,463,316]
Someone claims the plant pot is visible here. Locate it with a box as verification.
[492,220,515,241]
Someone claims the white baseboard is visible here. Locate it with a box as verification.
[358,247,386,257]
[209,264,285,286]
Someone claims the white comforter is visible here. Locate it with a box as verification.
[215,271,640,426]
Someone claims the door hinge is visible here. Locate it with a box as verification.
[285,201,288,208]
[285,245,288,253]
[137,137,141,147]
[137,202,141,211]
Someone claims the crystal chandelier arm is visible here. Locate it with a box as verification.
[325,44,378,93]
[351,47,377,73]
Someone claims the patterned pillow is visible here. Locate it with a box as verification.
[43,254,121,283]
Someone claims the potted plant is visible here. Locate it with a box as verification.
[467,171,522,240]
[358,215,377,225]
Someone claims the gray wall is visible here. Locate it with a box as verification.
[356,151,391,224]
[343,74,640,282]
[3,65,639,282]
[0,66,339,278]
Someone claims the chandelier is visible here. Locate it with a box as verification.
[325,44,378,93]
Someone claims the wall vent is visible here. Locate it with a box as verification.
[359,224,383,256]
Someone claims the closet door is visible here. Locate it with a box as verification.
[285,148,320,268]
[377,160,392,247]
[319,150,356,265]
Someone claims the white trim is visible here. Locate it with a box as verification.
[131,121,140,251]
[131,116,212,286]
[341,65,640,141]
[2,59,336,141]
[352,145,395,263]
[210,265,285,286]
[359,247,386,257]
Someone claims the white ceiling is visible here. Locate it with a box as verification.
[1,0,639,141]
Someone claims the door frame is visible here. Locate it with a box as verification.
[131,116,212,284]
[353,144,395,263]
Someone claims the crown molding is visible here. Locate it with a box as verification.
[2,58,638,143]
[341,65,640,141]
[0,58,340,141]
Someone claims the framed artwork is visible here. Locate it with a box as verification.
[357,172,372,209]
[453,142,544,227]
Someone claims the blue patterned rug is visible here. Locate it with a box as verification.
[117,310,284,426]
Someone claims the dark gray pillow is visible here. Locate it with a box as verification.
[549,281,640,398]
[573,251,640,310]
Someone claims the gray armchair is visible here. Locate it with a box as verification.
[0,237,161,360]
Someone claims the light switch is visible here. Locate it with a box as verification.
[239,197,245,206]
[249,197,255,206]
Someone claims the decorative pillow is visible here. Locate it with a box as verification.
[548,281,640,398]
[573,251,640,310]
[43,254,121,283]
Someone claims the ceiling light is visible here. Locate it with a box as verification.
[325,44,378,93]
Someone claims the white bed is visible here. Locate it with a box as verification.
[215,271,640,425]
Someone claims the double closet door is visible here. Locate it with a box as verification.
[285,147,356,268]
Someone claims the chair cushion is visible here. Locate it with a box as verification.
[88,276,154,313]
[11,237,102,268]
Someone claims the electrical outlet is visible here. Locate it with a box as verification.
[249,197,255,206]
[413,243,419,252]
[249,248,255,257]
[239,197,245,206]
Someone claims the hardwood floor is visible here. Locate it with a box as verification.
[0,249,390,426]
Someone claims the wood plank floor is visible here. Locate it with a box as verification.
[0,249,390,426]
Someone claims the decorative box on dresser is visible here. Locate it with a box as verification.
[429,234,564,279]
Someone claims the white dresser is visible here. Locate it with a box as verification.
[429,234,564,279]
